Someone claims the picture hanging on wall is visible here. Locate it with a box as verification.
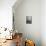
[26,16,32,24]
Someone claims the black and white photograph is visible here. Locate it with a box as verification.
[26,16,32,24]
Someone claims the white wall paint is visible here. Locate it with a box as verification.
[13,0,46,46]
[13,0,41,46]
[0,0,16,29]
[41,0,46,46]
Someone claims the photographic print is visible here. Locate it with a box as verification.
[26,16,32,24]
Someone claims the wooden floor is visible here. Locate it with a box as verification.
[0,39,16,46]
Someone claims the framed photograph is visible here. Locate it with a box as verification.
[26,16,32,24]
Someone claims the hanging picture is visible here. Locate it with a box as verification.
[26,16,32,24]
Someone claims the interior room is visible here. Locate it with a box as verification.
[0,0,46,46]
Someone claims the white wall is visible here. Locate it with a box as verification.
[13,0,41,46]
[41,0,46,46]
[0,0,16,30]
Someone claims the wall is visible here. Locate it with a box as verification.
[0,0,16,30]
[13,0,41,46]
[41,0,46,46]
